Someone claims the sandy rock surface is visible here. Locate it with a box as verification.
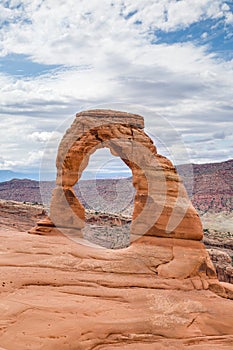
[0,228,233,350]
[0,200,46,231]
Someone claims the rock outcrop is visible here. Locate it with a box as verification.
[31,109,203,241]
[29,109,230,286]
[1,228,233,349]
[207,248,233,284]
[0,199,46,231]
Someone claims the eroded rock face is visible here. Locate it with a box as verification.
[207,248,233,283]
[33,109,203,241]
[29,109,217,290]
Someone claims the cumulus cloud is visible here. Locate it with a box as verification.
[0,157,24,170]
[27,150,44,163]
[0,0,232,64]
[0,150,42,170]
[28,131,61,143]
[0,0,232,174]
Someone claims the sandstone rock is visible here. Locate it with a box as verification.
[29,109,224,301]
[50,187,85,230]
[35,216,55,227]
[207,248,233,283]
[0,199,46,231]
[0,228,233,349]
[31,109,203,241]
[220,282,233,299]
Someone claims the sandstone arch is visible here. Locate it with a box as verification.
[29,109,233,314]
[45,109,202,242]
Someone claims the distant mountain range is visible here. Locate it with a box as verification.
[0,170,39,182]
[0,159,232,214]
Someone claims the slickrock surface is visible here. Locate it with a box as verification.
[1,199,232,284]
[0,228,233,349]
[0,200,46,231]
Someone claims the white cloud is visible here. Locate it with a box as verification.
[0,157,24,170]
[0,0,232,65]
[0,0,232,173]
[225,11,233,24]
[201,32,208,39]
[0,149,44,171]
[28,131,61,143]
[27,150,44,163]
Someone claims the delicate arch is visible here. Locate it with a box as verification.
[49,110,203,241]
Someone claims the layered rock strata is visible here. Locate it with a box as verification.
[1,229,233,349]
[31,109,203,241]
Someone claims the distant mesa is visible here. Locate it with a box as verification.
[0,170,39,182]
[1,159,232,213]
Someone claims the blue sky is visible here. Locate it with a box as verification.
[0,53,61,76]
[0,0,233,179]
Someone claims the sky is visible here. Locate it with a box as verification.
[0,0,233,179]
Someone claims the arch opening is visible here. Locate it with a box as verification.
[74,148,135,249]
[50,120,158,246]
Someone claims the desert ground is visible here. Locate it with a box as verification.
[0,200,233,349]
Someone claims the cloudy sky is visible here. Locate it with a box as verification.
[0,0,233,179]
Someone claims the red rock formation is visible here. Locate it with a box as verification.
[207,248,233,284]
[32,109,203,241]
[1,228,233,349]
[29,109,221,291]
[29,110,233,291]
